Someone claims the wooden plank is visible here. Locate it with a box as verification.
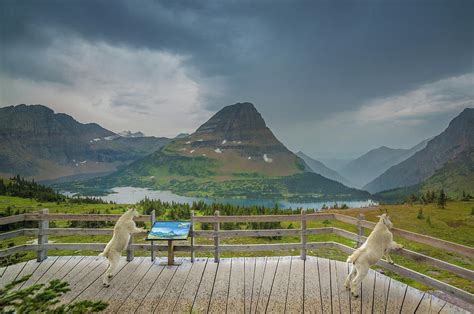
[330,260,341,314]
[194,228,332,238]
[117,259,165,313]
[335,261,351,314]
[192,214,304,223]
[0,266,6,277]
[440,303,470,314]
[35,256,73,284]
[318,257,332,314]
[0,229,24,240]
[400,286,425,313]
[286,256,304,314]
[385,276,407,314]
[0,214,25,225]
[24,213,151,222]
[243,257,255,314]
[219,243,303,252]
[195,228,301,238]
[227,258,245,314]
[137,260,180,313]
[255,256,279,313]
[304,256,322,314]
[74,257,137,303]
[372,271,390,313]
[155,259,193,312]
[250,257,266,314]
[0,244,29,258]
[59,257,111,305]
[192,259,219,313]
[0,261,27,288]
[416,293,446,313]
[360,268,375,314]
[60,256,97,283]
[11,259,41,289]
[391,228,474,259]
[208,258,232,313]
[267,256,292,313]
[105,257,154,312]
[19,256,59,289]
[172,258,208,313]
[52,256,85,281]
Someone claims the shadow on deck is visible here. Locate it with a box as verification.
[0,256,469,313]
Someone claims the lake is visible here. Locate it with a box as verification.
[63,186,377,210]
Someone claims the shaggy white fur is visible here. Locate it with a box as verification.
[99,208,145,287]
[344,213,403,297]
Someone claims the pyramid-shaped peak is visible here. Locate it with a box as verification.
[196,102,267,135]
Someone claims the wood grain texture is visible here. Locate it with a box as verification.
[0,256,468,314]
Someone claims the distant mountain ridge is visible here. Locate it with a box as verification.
[366,108,474,194]
[71,102,370,201]
[340,139,429,188]
[296,151,353,187]
[0,104,170,180]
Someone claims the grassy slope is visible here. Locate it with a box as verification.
[421,148,474,196]
[374,149,473,203]
[59,149,370,201]
[1,196,473,293]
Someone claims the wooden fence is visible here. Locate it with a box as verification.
[0,209,473,303]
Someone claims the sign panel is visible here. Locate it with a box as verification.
[146,221,191,241]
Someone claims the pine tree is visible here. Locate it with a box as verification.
[417,208,424,219]
[437,189,447,209]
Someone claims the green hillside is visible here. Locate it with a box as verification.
[421,148,474,196]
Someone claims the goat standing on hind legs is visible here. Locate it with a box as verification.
[99,208,146,287]
[344,213,403,297]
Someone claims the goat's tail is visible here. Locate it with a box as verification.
[347,249,363,264]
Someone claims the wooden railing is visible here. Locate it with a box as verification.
[0,209,473,303]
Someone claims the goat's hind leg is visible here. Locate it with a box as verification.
[103,257,112,287]
[345,264,357,290]
[350,264,368,298]
[103,253,119,287]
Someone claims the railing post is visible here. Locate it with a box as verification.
[191,210,195,263]
[151,210,156,262]
[214,210,220,263]
[37,208,49,262]
[357,213,365,248]
[300,209,307,260]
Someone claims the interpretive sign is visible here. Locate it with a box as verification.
[146,221,191,241]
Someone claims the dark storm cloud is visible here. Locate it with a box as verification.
[1,0,473,156]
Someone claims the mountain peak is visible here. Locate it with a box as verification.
[196,102,266,136]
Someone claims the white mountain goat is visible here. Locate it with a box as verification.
[344,213,403,297]
[99,208,145,287]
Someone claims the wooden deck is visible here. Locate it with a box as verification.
[0,256,469,313]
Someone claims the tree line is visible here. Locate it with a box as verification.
[0,175,110,204]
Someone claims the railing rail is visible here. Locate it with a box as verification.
[0,209,473,303]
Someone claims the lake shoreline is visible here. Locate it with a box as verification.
[62,186,378,210]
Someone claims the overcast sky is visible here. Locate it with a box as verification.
[1,0,473,158]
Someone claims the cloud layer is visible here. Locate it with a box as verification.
[1,0,473,157]
[281,73,474,158]
[0,38,217,136]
